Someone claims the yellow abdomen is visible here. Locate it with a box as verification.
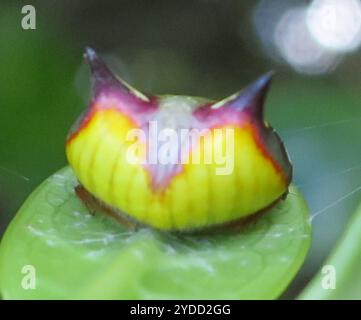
[66,108,287,230]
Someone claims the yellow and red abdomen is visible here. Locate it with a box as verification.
[66,108,287,231]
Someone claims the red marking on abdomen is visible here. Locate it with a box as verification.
[66,94,158,145]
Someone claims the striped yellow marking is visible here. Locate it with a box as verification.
[66,109,287,230]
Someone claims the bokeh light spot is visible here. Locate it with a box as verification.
[307,0,361,53]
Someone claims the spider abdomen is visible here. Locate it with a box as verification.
[66,48,292,231]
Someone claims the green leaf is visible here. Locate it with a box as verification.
[299,202,361,300]
[0,167,311,299]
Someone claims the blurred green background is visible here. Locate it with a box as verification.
[0,0,361,298]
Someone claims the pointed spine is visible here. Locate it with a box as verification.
[212,71,274,121]
[84,47,122,98]
[84,47,149,102]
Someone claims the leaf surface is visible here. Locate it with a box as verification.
[0,167,311,299]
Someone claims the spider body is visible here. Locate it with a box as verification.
[66,48,292,231]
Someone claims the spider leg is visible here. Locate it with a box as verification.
[74,184,138,231]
